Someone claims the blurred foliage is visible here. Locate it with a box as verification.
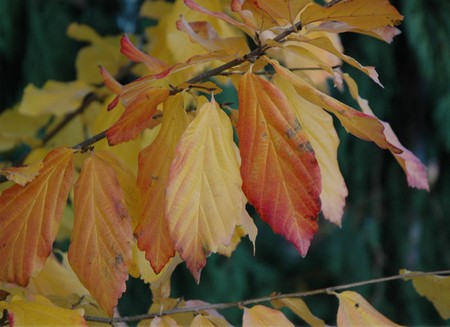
[0,0,449,325]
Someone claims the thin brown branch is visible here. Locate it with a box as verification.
[83,269,450,324]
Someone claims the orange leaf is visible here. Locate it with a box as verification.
[120,34,170,74]
[166,99,243,282]
[274,75,347,225]
[106,87,169,145]
[136,94,190,273]
[335,291,404,326]
[301,0,403,30]
[237,72,321,256]
[69,152,133,316]
[0,147,74,286]
[243,305,294,327]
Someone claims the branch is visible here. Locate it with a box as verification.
[83,269,450,324]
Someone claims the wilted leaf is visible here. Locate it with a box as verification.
[19,80,94,116]
[343,74,429,190]
[401,269,450,320]
[301,0,403,30]
[69,152,133,316]
[166,99,243,282]
[4,295,86,326]
[120,34,170,74]
[272,297,325,327]
[335,291,404,326]
[237,72,321,256]
[243,305,294,327]
[0,147,74,286]
[274,76,347,225]
[106,87,169,145]
[136,95,190,273]
[0,160,43,186]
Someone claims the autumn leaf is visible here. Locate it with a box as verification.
[272,297,326,327]
[0,147,74,286]
[0,160,43,186]
[248,0,310,24]
[270,59,399,152]
[28,253,89,298]
[335,291,404,327]
[19,80,94,117]
[301,0,403,31]
[120,34,170,74]
[343,74,429,190]
[274,75,347,225]
[166,98,243,282]
[136,94,190,273]
[67,23,127,84]
[401,269,450,320]
[69,152,133,316]
[237,72,321,256]
[243,305,294,327]
[106,87,169,145]
[150,316,180,327]
[3,295,86,326]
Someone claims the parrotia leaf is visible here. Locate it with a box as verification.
[166,98,243,282]
[0,147,74,286]
[237,72,321,256]
[243,305,294,327]
[401,269,450,320]
[136,94,190,273]
[69,152,133,316]
[335,291,404,327]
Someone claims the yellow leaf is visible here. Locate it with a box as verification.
[151,316,181,327]
[301,0,403,30]
[5,295,86,326]
[289,34,382,86]
[274,75,347,225]
[136,94,190,273]
[140,1,173,20]
[401,269,450,320]
[166,98,243,282]
[190,314,216,327]
[67,23,127,84]
[272,297,326,327]
[0,108,48,151]
[335,291,404,327]
[0,160,43,186]
[0,147,74,286]
[243,305,294,327]
[28,253,89,298]
[69,152,133,316]
[19,80,94,116]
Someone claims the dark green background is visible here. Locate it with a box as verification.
[1,0,449,325]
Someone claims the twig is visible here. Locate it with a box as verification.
[83,269,450,324]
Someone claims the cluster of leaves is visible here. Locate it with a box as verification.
[0,0,447,325]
